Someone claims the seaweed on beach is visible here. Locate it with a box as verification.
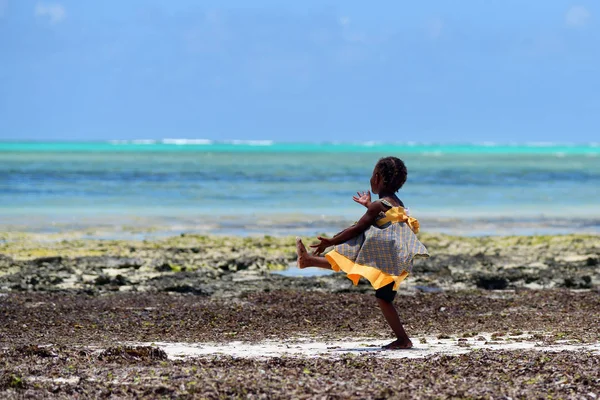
[98,346,168,362]
[0,348,598,399]
[1,290,599,346]
[0,233,599,398]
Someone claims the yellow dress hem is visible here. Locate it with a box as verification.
[325,250,409,291]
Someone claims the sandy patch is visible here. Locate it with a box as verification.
[127,334,600,360]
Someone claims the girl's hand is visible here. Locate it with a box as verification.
[352,191,371,207]
[310,236,334,256]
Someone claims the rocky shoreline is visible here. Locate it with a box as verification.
[1,232,598,295]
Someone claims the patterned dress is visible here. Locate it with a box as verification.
[325,199,429,291]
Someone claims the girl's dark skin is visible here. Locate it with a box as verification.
[296,166,413,350]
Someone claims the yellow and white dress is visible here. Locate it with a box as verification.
[325,200,429,291]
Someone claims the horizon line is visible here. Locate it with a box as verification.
[0,139,598,147]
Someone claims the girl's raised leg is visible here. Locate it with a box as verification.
[296,238,332,270]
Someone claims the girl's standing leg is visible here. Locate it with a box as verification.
[375,283,413,349]
[377,298,413,349]
[295,238,332,270]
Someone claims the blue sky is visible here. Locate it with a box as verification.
[0,0,598,142]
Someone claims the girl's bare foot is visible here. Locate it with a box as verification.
[382,339,413,350]
[296,237,309,269]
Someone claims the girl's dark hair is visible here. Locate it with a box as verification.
[375,156,407,192]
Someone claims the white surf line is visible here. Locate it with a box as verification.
[125,334,600,360]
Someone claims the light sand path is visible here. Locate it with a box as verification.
[127,334,600,360]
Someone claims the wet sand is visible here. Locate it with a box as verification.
[128,336,600,360]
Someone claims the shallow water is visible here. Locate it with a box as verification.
[2,141,599,236]
[272,265,335,277]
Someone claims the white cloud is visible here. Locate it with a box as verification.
[339,16,350,27]
[0,0,8,18]
[337,16,368,44]
[35,2,66,24]
[565,5,590,28]
[427,17,444,39]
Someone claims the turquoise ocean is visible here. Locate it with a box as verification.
[1,141,599,237]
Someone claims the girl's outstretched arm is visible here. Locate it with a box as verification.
[311,201,383,255]
[352,191,371,207]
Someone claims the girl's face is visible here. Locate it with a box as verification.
[370,167,381,194]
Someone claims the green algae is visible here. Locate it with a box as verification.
[1,232,597,263]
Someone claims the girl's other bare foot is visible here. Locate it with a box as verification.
[382,339,413,350]
[296,237,309,269]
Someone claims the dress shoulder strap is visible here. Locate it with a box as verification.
[380,199,393,208]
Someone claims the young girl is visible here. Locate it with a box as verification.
[296,156,429,350]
